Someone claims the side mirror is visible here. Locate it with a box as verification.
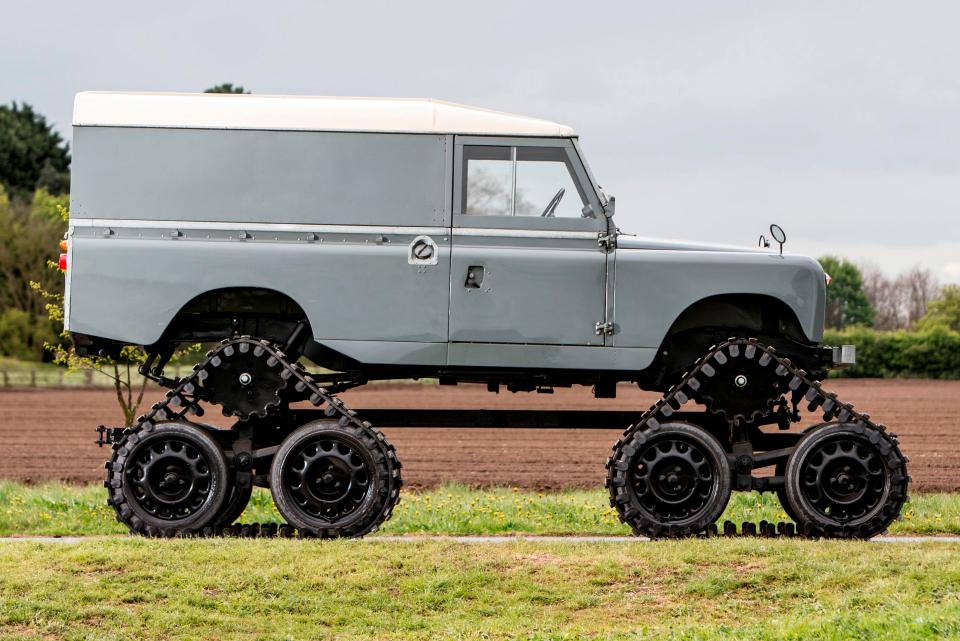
[603,195,616,219]
[769,223,787,255]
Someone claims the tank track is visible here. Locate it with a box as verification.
[104,336,402,537]
[606,337,910,539]
[129,519,816,539]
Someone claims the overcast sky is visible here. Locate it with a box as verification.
[2,1,958,282]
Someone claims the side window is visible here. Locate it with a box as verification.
[514,147,585,218]
[464,146,513,216]
[462,144,590,218]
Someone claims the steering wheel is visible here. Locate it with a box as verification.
[540,188,565,217]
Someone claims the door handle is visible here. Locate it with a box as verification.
[464,265,485,289]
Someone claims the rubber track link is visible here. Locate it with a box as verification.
[133,519,817,540]
[105,336,402,537]
[606,337,910,539]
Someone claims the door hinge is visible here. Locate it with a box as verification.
[598,232,617,251]
[594,321,614,336]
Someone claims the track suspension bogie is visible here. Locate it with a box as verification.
[99,335,907,540]
[606,338,909,539]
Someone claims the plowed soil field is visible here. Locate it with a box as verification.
[1,379,957,490]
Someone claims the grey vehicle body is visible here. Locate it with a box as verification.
[65,92,830,390]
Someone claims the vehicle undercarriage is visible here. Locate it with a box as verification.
[97,334,908,540]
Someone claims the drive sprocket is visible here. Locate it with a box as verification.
[198,340,288,420]
[693,340,790,424]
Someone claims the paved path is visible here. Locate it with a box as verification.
[2,535,959,544]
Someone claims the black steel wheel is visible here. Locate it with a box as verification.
[213,480,253,527]
[106,422,229,536]
[774,461,801,524]
[775,425,820,525]
[607,422,732,537]
[270,419,401,538]
[784,422,908,538]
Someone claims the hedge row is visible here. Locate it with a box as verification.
[823,326,960,379]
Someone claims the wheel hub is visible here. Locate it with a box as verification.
[798,437,884,521]
[128,438,213,519]
[286,437,371,521]
[631,436,716,520]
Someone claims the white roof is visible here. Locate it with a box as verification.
[72,91,576,137]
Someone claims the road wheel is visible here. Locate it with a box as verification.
[774,461,800,524]
[213,480,253,527]
[784,422,908,538]
[269,419,401,538]
[107,422,229,536]
[607,422,732,537]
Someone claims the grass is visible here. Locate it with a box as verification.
[0,482,958,537]
[0,537,958,640]
[1,484,959,640]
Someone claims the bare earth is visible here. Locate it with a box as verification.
[1,379,957,491]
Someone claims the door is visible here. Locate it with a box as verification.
[448,137,608,354]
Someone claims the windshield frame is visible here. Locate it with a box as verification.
[571,138,609,207]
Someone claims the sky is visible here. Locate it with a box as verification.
[2,1,958,282]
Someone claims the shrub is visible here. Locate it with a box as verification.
[824,326,960,379]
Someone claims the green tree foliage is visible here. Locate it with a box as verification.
[915,284,960,332]
[204,83,251,94]
[818,256,875,329]
[0,187,65,359]
[0,102,70,201]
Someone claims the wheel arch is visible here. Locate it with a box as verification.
[645,293,815,385]
[157,286,315,348]
[665,293,809,343]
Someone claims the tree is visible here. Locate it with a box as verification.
[916,285,960,333]
[0,102,70,201]
[900,267,939,327]
[204,83,251,94]
[861,264,901,330]
[0,187,65,359]
[861,263,939,330]
[818,256,875,329]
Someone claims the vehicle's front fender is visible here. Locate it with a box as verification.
[612,249,825,348]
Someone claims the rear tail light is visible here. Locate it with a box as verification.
[824,272,833,286]
[58,239,68,272]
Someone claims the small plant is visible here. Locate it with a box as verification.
[30,203,199,425]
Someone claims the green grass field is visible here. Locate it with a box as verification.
[0,537,957,640]
[1,483,959,640]
[1,482,958,537]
